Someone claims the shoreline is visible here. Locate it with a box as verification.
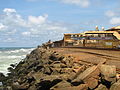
[0,47,120,90]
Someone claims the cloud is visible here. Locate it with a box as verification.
[3,38,15,43]
[105,10,115,17]
[22,32,31,36]
[60,0,90,7]
[25,0,90,7]
[0,23,6,31]
[0,8,77,46]
[3,8,16,16]
[28,14,48,24]
[110,17,120,24]
[3,8,16,13]
[105,10,120,25]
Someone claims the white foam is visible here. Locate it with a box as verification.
[0,48,34,75]
[4,48,34,54]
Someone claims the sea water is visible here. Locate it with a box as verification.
[0,47,34,75]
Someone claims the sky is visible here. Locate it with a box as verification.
[0,0,120,47]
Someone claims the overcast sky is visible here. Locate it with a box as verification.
[0,0,120,47]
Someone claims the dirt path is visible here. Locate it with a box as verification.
[51,48,120,70]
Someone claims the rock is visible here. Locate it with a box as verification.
[60,68,73,74]
[40,75,62,82]
[100,65,116,83]
[50,80,71,90]
[27,61,39,69]
[52,63,61,68]
[0,73,6,82]
[32,72,45,83]
[37,75,62,90]
[72,66,100,86]
[51,68,61,75]
[60,63,67,68]
[43,66,52,75]
[116,79,120,83]
[29,85,37,90]
[110,82,120,90]
[84,77,98,89]
[10,64,16,68]
[62,57,73,68]
[95,84,108,90]
[6,86,12,90]
[70,66,86,81]
[5,47,94,90]
[0,87,4,90]
[26,76,35,83]
[49,53,64,61]
[12,82,29,90]
[51,84,88,90]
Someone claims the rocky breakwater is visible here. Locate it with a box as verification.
[1,47,120,90]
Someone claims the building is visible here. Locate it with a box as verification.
[63,26,120,49]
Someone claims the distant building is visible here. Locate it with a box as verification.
[63,26,120,49]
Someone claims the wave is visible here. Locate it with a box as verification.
[0,48,35,75]
[0,55,26,59]
[3,48,35,54]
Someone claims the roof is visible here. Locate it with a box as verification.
[64,33,85,35]
[84,31,116,34]
[106,25,120,31]
[111,26,120,29]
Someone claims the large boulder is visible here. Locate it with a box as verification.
[100,65,116,84]
[110,82,120,90]
[72,66,100,86]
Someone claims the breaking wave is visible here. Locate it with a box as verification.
[0,47,34,75]
[2,48,34,54]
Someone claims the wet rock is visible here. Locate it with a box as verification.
[10,64,16,68]
[0,73,6,82]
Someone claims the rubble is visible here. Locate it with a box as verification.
[2,47,120,90]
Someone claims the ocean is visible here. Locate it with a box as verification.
[0,47,34,75]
